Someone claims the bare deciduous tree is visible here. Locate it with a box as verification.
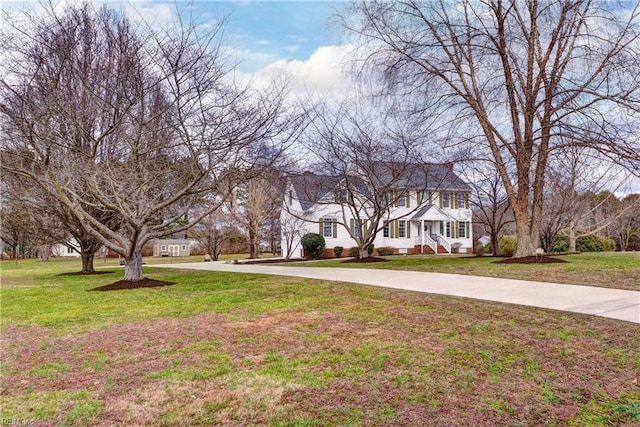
[280,214,307,260]
[610,194,640,251]
[467,165,514,256]
[342,0,640,257]
[1,3,304,280]
[190,210,233,261]
[228,172,284,259]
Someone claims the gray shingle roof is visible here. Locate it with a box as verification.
[288,162,470,210]
[289,173,343,211]
[369,161,470,191]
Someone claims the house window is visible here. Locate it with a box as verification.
[67,246,74,254]
[445,221,451,238]
[418,191,432,205]
[397,191,407,207]
[335,189,348,203]
[457,193,466,209]
[161,245,166,251]
[351,219,362,237]
[181,245,187,251]
[458,222,466,238]
[383,220,389,238]
[321,218,335,238]
[442,192,451,208]
[398,220,407,238]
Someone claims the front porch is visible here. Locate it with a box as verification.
[409,219,470,255]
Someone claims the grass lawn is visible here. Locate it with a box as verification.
[1,258,639,426]
[303,252,640,291]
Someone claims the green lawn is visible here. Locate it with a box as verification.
[1,258,639,426]
[302,252,640,290]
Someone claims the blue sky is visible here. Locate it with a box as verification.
[210,1,345,64]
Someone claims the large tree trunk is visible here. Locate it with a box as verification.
[79,238,100,273]
[513,213,536,258]
[81,251,95,273]
[491,233,501,257]
[358,247,369,259]
[248,221,258,259]
[124,250,144,281]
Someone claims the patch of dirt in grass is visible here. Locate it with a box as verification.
[341,257,389,264]
[88,278,175,291]
[494,256,568,264]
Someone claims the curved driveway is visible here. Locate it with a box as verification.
[149,262,640,324]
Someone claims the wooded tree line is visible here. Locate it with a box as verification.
[2,1,639,280]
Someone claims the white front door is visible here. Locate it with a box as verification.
[169,245,180,256]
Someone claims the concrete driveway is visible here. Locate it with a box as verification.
[148,262,640,324]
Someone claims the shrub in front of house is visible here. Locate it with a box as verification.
[347,247,360,257]
[367,243,375,256]
[333,246,343,257]
[550,234,569,253]
[551,233,616,253]
[499,236,518,257]
[301,233,326,259]
[376,246,395,256]
[474,243,488,256]
[576,234,616,252]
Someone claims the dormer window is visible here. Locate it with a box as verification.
[457,193,466,209]
[397,191,407,207]
[442,192,451,208]
[335,189,348,203]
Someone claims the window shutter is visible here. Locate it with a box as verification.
[407,221,411,238]
[440,221,444,235]
[465,222,470,239]
[350,219,354,235]
[333,220,338,238]
[439,192,443,208]
[417,191,423,204]
[453,221,459,238]
[453,193,457,209]
[465,193,470,209]
[319,220,323,235]
[391,221,397,238]
[406,191,410,208]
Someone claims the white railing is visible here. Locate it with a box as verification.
[437,236,452,254]
[424,235,438,254]
[414,235,438,254]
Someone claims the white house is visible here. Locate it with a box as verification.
[153,239,191,257]
[281,162,473,258]
[51,241,81,257]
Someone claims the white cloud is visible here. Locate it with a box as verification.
[249,44,357,101]
[123,2,176,26]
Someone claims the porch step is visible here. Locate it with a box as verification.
[419,245,449,254]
